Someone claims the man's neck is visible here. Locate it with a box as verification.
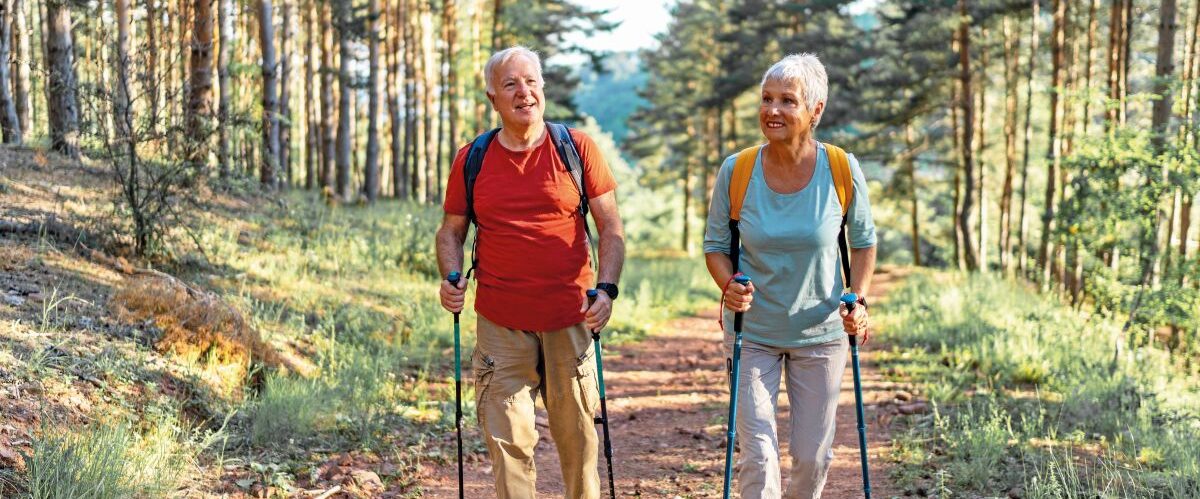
[497,121,547,151]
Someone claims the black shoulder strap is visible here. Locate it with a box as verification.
[546,122,588,218]
[464,127,500,224]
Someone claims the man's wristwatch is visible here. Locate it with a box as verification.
[596,282,619,300]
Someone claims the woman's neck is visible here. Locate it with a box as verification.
[764,135,816,170]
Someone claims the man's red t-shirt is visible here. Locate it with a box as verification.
[443,128,617,331]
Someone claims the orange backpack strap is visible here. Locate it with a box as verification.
[728,145,763,221]
[824,143,853,216]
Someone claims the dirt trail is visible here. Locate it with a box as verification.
[423,268,905,498]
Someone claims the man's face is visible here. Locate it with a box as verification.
[487,55,545,128]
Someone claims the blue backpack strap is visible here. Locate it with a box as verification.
[463,128,499,279]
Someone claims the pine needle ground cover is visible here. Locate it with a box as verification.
[879,271,1200,497]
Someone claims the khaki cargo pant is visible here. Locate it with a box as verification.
[473,314,601,499]
[724,335,848,499]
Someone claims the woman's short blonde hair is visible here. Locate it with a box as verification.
[761,53,828,128]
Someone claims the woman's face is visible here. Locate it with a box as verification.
[759,78,823,144]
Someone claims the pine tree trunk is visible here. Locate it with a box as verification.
[364,0,381,201]
[218,0,234,177]
[958,0,979,272]
[112,0,131,143]
[422,3,438,203]
[446,0,459,163]
[472,0,485,129]
[335,0,353,200]
[187,0,215,171]
[280,0,293,186]
[977,26,989,273]
[905,117,921,266]
[259,0,280,187]
[1000,15,1020,276]
[491,0,503,50]
[1144,0,1178,288]
[44,0,79,159]
[1081,0,1100,134]
[11,0,28,134]
[1018,0,1040,276]
[320,1,336,189]
[389,0,405,198]
[304,0,317,189]
[1038,0,1067,289]
[0,0,22,144]
[146,0,160,132]
[951,77,964,271]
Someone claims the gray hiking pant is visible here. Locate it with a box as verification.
[724,335,848,499]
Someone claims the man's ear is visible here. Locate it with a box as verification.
[486,91,496,108]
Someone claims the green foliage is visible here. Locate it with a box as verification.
[25,411,209,499]
[881,271,1200,497]
[574,52,648,145]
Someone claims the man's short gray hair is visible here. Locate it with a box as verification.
[484,46,543,96]
[761,53,828,127]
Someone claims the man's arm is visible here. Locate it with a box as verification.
[582,190,624,331]
[436,213,471,312]
[590,191,625,285]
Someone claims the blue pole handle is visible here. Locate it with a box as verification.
[734,275,751,286]
[587,288,599,305]
[448,271,461,285]
[841,292,858,311]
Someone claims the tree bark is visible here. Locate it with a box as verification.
[1038,0,1067,288]
[259,0,281,187]
[218,0,234,177]
[1000,15,1020,276]
[0,0,22,144]
[334,0,353,201]
[112,0,132,144]
[44,0,79,159]
[1018,0,1040,276]
[421,2,438,202]
[977,26,989,272]
[957,0,978,271]
[187,0,215,172]
[11,0,28,134]
[320,1,336,189]
[280,0,293,186]
[905,117,921,267]
[365,0,382,201]
[305,0,318,189]
[389,0,405,198]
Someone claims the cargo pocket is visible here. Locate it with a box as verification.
[472,348,496,428]
[575,348,600,417]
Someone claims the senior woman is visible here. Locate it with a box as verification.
[703,53,877,498]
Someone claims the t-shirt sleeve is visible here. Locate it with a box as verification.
[570,129,617,199]
[443,144,471,216]
[703,154,738,255]
[847,154,877,249]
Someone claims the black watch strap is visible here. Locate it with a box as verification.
[597,282,619,300]
[856,296,869,310]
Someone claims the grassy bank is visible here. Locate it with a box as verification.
[878,271,1200,497]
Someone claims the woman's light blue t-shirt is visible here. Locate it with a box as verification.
[703,142,877,348]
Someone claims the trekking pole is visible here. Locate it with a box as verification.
[722,274,752,499]
[587,289,617,499]
[448,271,465,499]
[841,293,872,499]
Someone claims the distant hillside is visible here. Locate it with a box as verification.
[573,51,648,146]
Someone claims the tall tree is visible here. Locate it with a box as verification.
[145,0,160,130]
[44,0,79,159]
[187,0,216,171]
[112,0,132,143]
[334,0,353,200]
[388,0,405,198]
[0,0,22,144]
[259,0,281,187]
[218,0,233,176]
[11,0,28,134]
[364,0,381,201]
[305,0,319,189]
[957,0,979,271]
[1000,14,1021,275]
[1038,0,1067,287]
[280,0,293,185]
[445,0,459,156]
[1018,0,1040,275]
[320,1,336,189]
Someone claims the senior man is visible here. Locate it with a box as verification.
[435,46,625,499]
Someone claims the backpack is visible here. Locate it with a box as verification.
[726,143,856,283]
[462,122,592,278]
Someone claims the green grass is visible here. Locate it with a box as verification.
[24,410,215,499]
[879,271,1200,497]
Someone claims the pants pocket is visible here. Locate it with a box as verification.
[575,348,600,416]
[472,348,496,404]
